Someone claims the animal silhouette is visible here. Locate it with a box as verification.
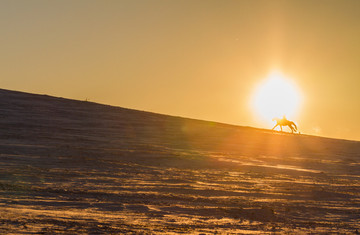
[272,116,298,133]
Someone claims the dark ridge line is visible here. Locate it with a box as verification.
[0,87,358,144]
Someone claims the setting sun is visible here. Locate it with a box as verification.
[252,72,302,123]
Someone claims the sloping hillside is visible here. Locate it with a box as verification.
[0,88,359,234]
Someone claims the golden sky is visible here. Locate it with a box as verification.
[1,0,360,140]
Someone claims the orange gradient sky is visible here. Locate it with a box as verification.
[1,0,360,141]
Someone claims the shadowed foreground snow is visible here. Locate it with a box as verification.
[0,89,359,234]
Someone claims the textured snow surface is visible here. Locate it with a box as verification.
[0,89,359,234]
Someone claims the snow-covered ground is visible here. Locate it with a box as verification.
[0,88,359,233]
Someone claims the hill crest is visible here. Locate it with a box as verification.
[1,87,360,233]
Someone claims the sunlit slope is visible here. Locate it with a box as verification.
[1,88,360,233]
[0,88,359,174]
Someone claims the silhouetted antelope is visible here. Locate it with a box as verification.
[272,116,297,133]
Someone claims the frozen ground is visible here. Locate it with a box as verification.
[0,89,359,234]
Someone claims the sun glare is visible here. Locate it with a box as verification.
[252,72,302,123]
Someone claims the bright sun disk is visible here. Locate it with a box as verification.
[252,72,301,123]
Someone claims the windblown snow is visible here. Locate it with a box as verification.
[0,89,359,233]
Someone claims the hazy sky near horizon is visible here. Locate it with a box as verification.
[1,0,360,141]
